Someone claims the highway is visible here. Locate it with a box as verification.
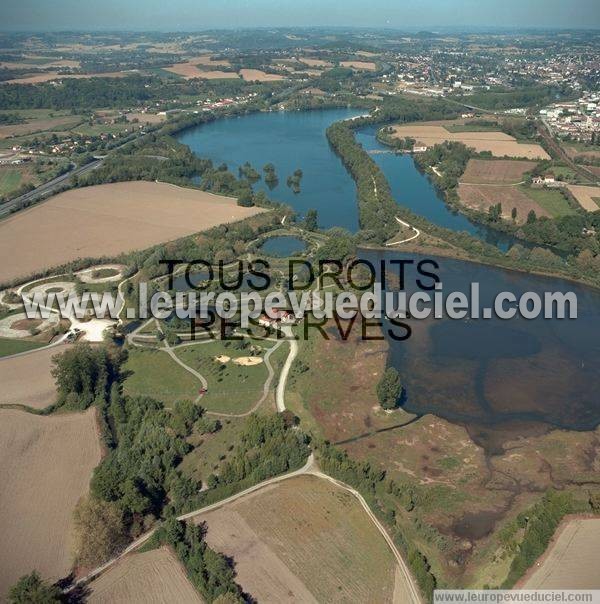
[0,159,103,219]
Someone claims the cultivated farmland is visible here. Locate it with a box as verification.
[165,60,239,80]
[0,344,71,409]
[0,181,263,283]
[522,518,600,589]
[340,60,377,70]
[87,547,203,604]
[390,124,550,159]
[1,71,129,85]
[566,184,600,211]
[299,57,332,67]
[0,408,101,598]
[0,115,82,139]
[457,183,551,223]
[239,69,286,82]
[460,159,537,184]
[198,475,398,603]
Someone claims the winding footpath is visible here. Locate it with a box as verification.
[70,452,422,604]
[386,216,421,246]
[370,174,421,247]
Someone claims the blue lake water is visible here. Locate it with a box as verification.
[178,108,362,231]
[260,235,307,257]
[177,109,600,446]
[361,249,600,450]
[355,128,519,251]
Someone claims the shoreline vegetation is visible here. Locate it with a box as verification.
[324,105,600,291]
[2,100,600,294]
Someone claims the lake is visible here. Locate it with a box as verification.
[361,249,600,451]
[260,235,307,257]
[178,108,362,231]
[178,109,600,448]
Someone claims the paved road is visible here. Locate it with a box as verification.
[0,159,103,219]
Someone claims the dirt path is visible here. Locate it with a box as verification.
[72,454,422,603]
[386,216,421,246]
[275,324,297,412]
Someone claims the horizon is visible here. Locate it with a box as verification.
[1,0,599,32]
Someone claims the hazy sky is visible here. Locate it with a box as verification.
[1,0,599,31]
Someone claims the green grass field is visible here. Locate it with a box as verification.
[72,122,137,137]
[0,169,22,196]
[0,338,45,358]
[123,347,198,405]
[0,109,73,120]
[520,185,577,218]
[180,416,248,484]
[175,338,274,414]
[444,124,499,133]
[549,164,577,181]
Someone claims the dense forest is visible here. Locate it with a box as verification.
[326,120,399,243]
[33,342,311,601]
[457,85,573,111]
[0,75,261,111]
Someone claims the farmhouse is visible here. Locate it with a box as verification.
[258,310,300,328]
[532,175,565,188]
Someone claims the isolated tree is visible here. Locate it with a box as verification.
[526,209,537,224]
[304,208,318,231]
[8,572,61,604]
[488,203,502,222]
[73,496,128,567]
[376,367,403,410]
[511,207,518,221]
[263,163,278,186]
[237,189,254,207]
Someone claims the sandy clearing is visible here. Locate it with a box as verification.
[215,354,230,363]
[0,116,82,139]
[87,547,203,604]
[0,408,101,598]
[391,125,550,159]
[340,60,377,70]
[0,344,69,408]
[523,518,600,589]
[460,159,537,184]
[458,183,550,223]
[233,356,263,366]
[197,475,397,603]
[239,69,286,82]
[566,184,600,212]
[0,181,264,283]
